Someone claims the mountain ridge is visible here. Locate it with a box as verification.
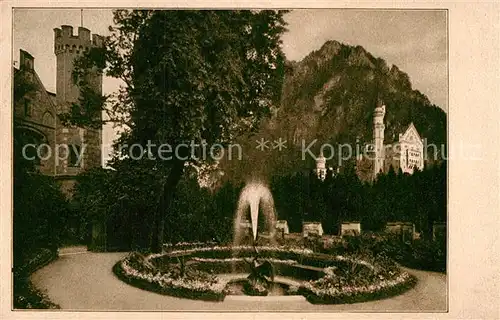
[218,40,447,183]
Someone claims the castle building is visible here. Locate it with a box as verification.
[356,102,425,181]
[14,25,103,195]
[315,151,327,181]
[392,123,425,174]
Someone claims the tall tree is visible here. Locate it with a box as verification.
[66,10,289,252]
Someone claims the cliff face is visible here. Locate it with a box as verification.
[220,40,447,182]
[280,40,446,147]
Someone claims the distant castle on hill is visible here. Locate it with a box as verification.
[315,101,425,182]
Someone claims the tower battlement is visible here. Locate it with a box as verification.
[53,25,104,55]
[53,24,103,106]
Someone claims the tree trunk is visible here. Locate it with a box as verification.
[150,157,186,253]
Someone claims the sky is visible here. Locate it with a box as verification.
[13,9,448,163]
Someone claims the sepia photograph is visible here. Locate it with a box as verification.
[8,5,492,315]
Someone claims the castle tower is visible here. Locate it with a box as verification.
[316,151,327,181]
[373,101,386,177]
[54,25,104,107]
[53,25,103,193]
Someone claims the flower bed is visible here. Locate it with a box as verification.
[191,257,298,265]
[149,245,313,268]
[298,255,417,304]
[114,253,227,301]
[114,245,416,303]
[299,272,416,304]
[163,241,218,251]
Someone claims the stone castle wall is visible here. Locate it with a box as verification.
[14,25,104,197]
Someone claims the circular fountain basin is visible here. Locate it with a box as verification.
[219,273,302,297]
[225,279,289,296]
[219,273,303,299]
[219,273,307,302]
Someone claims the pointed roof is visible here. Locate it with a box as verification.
[400,122,423,144]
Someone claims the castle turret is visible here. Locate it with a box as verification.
[373,101,386,177]
[19,49,34,71]
[53,25,103,109]
[316,151,327,181]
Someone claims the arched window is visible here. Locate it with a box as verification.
[42,111,55,127]
[14,127,47,166]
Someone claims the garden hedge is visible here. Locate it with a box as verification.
[13,248,60,309]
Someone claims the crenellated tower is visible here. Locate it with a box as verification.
[373,101,386,178]
[53,25,103,194]
[54,25,104,107]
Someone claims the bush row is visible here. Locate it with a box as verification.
[319,235,446,273]
[13,248,60,309]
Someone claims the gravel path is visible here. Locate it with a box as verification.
[31,251,447,312]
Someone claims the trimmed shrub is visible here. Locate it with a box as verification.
[319,234,446,273]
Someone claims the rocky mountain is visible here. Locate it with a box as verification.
[219,40,447,183]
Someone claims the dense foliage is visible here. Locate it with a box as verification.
[64,9,289,252]
[13,62,74,310]
[13,249,60,309]
[73,163,243,251]
[270,162,446,239]
[317,233,446,273]
[74,159,445,256]
[13,135,64,308]
[13,166,68,268]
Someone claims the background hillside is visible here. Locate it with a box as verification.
[219,40,447,183]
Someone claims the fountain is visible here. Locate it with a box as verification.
[233,181,277,246]
[114,180,416,302]
[228,181,280,295]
